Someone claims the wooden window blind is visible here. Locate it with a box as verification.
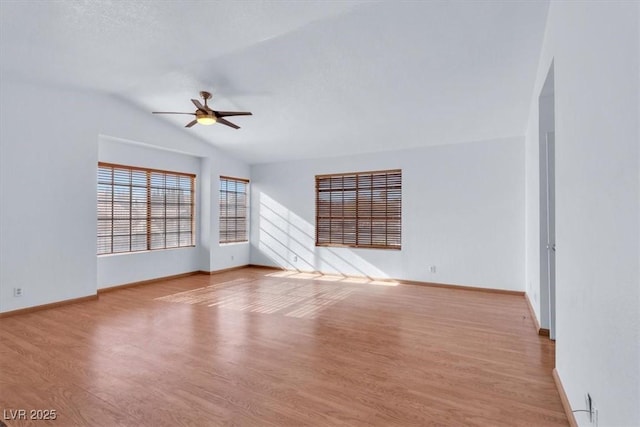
[316,169,401,249]
[219,176,249,243]
[97,163,195,255]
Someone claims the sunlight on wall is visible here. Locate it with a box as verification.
[257,192,390,279]
[258,192,315,270]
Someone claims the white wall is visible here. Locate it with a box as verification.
[0,79,99,312]
[251,137,525,291]
[524,2,640,425]
[0,77,251,313]
[97,137,202,288]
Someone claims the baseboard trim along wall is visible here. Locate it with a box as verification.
[553,368,578,427]
[97,265,255,293]
[525,292,551,336]
[199,265,250,275]
[402,279,524,296]
[1,265,525,318]
[248,264,286,271]
[0,295,98,318]
[525,293,541,331]
[249,264,525,296]
[98,271,204,294]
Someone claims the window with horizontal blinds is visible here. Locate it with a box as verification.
[219,176,249,243]
[316,169,401,249]
[97,163,195,255]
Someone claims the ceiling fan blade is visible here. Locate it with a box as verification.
[185,119,198,128]
[152,112,195,115]
[214,111,252,118]
[191,99,208,112]
[216,117,240,129]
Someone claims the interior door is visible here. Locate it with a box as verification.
[545,131,556,340]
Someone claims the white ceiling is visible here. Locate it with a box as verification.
[0,0,549,164]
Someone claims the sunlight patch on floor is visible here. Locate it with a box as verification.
[265,271,399,286]
[155,278,358,319]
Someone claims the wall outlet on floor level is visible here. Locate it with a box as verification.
[293,255,298,262]
[429,265,436,273]
[231,255,234,260]
[13,287,23,297]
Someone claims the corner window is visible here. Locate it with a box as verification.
[97,163,195,255]
[219,176,249,243]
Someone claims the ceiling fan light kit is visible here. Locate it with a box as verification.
[196,111,217,125]
[152,91,252,129]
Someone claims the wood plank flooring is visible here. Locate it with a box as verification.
[0,267,567,426]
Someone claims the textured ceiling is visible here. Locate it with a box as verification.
[0,0,549,164]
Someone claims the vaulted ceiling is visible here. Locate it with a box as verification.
[0,1,549,164]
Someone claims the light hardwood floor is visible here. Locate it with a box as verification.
[0,267,567,426]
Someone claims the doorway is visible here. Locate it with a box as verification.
[539,63,556,340]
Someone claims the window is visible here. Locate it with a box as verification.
[97,163,195,255]
[219,176,249,243]
[316,169,401,249]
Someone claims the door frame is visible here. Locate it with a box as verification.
[538,62,556,340]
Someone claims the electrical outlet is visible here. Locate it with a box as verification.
[429,265,436,273]
[293,255,298,262]
[13,287,23,297]
[231,255,234,260]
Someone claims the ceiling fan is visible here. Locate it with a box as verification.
[152,91,252,129]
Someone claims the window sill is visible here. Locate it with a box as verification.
[220,241,249,246]
[315,244,401,250]
[97,245,196,257]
